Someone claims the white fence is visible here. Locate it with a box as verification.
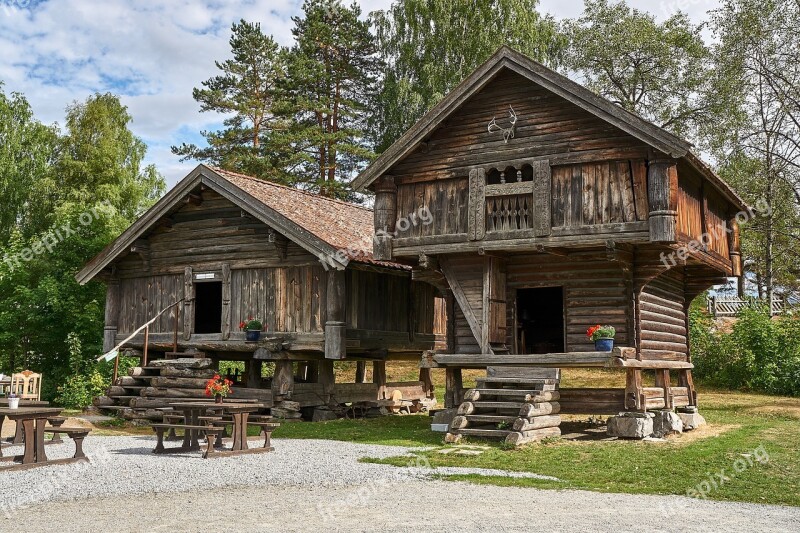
[707,295,787,317]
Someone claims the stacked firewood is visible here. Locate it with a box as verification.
[446,367,561,446]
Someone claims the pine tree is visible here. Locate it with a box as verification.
[277,0,382,199]
[172,20,290,182]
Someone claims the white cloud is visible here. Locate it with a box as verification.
[0,0,717,186]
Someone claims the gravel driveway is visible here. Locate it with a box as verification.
[2,436,798,532]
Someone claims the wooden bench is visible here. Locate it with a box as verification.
[151,423,224,456]
[161,413,184,440]
[248,421,280,449]
[47,416,67,443]
[42,428,90,461]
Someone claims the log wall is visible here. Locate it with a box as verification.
[506,252,632,352]
[638,268,688,360]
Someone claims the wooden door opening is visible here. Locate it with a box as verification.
[517,287,564,354]
[194,281,223,334]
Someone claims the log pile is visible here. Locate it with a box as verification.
[445,367,561,446]
[93,358,272,420]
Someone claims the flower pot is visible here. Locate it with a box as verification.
[245,330,261,342]
[215,394,223,404]
[8,397,20,409]
[594,338,614,352]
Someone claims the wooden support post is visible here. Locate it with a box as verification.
[373,361,387,400]
[467,168,486,241]
[419,367,435,400]
[355,361,367,384]
[445,368,463,408]
[272,360,294,399]
[324,269,347,360]
[183,267,193,340]
[319,360,335,403]
[221,263,231,340]
[246,359,262,389]
[172,303,179,354]
[142,325,150,367]
[373,176,397,261]
[655,369,673,409]
[625,368,643,411]
[532,160,552,237]
[678,369,697,407]
[103,277,120,353]
[112,352,120,385]
[445,291,456,353]
[647,159,678,242]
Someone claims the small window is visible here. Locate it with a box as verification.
[194,281,222,334]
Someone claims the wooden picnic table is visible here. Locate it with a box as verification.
[0,407,63,468]
[0,399,51,444]
[162,401,268,455]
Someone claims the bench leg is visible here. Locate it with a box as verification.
[50,419,65,443]
[203,434,216,459]
[72,436,86,460]
[262,430,272,449]
[153,427,166,454]
[167,427,178,441]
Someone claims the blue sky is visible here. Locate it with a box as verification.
[0,0,719,186]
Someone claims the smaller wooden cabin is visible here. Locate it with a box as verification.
[78,165,441,417]
[353,47,748,416]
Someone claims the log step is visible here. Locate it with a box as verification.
[476,377,558,387]
[458,401,525,414]
[451,428,514,438]
[464,389,560,402]
[450,414,517,429]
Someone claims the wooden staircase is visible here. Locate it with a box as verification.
[446,367,561,446]
[94,356,271,421]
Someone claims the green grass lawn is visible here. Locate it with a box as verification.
[271,388,800,507]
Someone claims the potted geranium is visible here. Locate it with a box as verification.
[205,374,234,404]
[587,324,616,352]
[239,317,263,342]
[7,392,19,409]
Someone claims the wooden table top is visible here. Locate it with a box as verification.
[0,399,49,407]
[169,401,266,412]
[0,407,62,418]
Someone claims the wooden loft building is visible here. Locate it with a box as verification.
[353,47,747,414]
[78,165,441,416]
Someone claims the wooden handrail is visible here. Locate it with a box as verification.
[98,298,185,382]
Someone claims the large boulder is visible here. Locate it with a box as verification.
[607,412,654,439]
[652,410,684,437]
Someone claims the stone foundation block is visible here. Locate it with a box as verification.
[607,412,654,439]
[652,410,684,437]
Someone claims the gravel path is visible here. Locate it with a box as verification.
[2,436,798,532]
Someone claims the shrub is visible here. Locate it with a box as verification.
[55,369,107,409]
[691,305,800,396]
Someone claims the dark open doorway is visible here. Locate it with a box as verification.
[517,287,565,354]
[194,281,222,334]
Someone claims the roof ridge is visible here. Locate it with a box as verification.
[207,166,373,213]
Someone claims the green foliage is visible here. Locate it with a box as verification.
[691,305,800,396]
[0,91,165,404]
[372,0,565,150]
[564,0,714,140]
[710,0,800,298]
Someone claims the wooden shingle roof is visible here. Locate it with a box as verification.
[76,165,402,284]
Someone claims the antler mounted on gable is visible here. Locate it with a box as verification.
[487,106,518,143]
